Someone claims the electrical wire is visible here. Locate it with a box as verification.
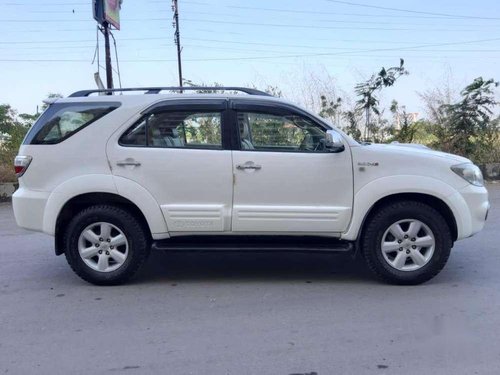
[225,4,498,20]
[91,25,100,76]
[179,18,478,32]
[109,30,123,90]
[326,0,500,20]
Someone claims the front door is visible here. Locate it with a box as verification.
[230,102,353,233]
[107,99,234,233]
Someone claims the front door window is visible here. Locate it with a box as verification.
[238,112,327,152]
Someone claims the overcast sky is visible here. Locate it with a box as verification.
[1,0,499,115]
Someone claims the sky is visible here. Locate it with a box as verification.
[0,0,499,116]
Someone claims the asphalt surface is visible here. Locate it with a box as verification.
[1,185,499,375]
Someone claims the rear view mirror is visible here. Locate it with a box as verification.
[324,130,345,153]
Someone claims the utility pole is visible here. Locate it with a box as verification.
[102,22,114,90]
[172,0,183,91]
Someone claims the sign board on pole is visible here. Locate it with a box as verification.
[93,0,122,30]
[104,0,121,30]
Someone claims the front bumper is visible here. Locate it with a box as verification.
[451,184,489,239]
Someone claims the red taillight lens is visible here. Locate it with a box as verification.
[14,155,32,178]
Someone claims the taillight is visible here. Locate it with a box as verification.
[14,155,32,177]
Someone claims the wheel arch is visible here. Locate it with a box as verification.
[54,192,152,256]
[342,174,469,244]
[356,193,458,248]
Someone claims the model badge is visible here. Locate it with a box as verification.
[358,162,379,167]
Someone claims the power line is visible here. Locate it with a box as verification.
[3,1,86,5]
[180,11,498,27]
[6,43,500,57]
[227,4,500,21]
[2,37,500,63]
[180,18,478,32]
[2,35,500,50]
[0,16,494,31]
[2,54,500,63]
[0,37,168,44]
[325,0,500,20]
[181,36,499,51]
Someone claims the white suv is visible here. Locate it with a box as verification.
[12,87,490,285]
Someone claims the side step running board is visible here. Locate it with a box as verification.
[152,235,353,253]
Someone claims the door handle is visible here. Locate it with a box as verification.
[116,158,141,167]
[236,162,262,170]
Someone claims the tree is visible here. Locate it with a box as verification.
[355,59,408,141]
[0,105,32,164]
[342,109,362,141]
[389,100,417,143]
[0,94,60,181]
[0,105,33,181]
[263,85,283,98]
[475,116,500,164]
[182,79,225,94]
[439,77,499,159]
[319,95,342,126]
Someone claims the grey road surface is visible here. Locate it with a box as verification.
[1,185,499,375]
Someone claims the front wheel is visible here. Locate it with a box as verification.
[64,205,150,285]
[362,200,452,285]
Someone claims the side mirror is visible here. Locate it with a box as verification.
[324,130,345,153]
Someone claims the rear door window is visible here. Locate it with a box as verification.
[119,111,223,149]
[24,102,120,145]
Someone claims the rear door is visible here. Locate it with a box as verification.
[107,99,234,233]
[230,100,353,234]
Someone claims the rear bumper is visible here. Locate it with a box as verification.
[12,187,50,233]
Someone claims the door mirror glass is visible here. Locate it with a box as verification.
[324,130,345,153]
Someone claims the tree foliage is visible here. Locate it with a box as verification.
[0,94,61,181]
[355,59,409,140]
[0,105,35,181]
[342,110,362,141]
[437,77,499,159]
[389,100,417,143]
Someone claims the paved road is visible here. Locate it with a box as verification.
[1,185,499,375]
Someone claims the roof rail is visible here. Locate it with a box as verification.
[68,86,272,98]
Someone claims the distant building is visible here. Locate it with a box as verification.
[394,112,419,129]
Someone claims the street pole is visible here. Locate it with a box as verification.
[172,0,183,91]
[103,22,114,90]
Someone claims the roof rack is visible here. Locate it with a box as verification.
[68,86,272,98]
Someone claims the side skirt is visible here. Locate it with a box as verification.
[152,235,354,253]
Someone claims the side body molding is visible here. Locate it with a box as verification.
[341,175,471,241]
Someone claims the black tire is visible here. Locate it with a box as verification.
[361,200,452,285]
[64,205,150,285]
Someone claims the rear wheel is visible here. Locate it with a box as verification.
[64,205,150,285]
[362,200,452,285]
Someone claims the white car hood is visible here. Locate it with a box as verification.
[364,143,471,164]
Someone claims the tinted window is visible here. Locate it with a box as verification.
[238,112,326,152]
[24,102,119,145]
[120,111,222,149]
[120,118,147,146]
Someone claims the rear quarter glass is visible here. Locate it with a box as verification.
[23,102,121,145]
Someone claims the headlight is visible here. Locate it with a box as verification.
[451,163,484,187]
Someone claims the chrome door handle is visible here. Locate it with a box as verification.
[236,163,262,170]
[116,158,141,167]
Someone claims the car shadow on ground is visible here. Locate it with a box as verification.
[133,250,377,285]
